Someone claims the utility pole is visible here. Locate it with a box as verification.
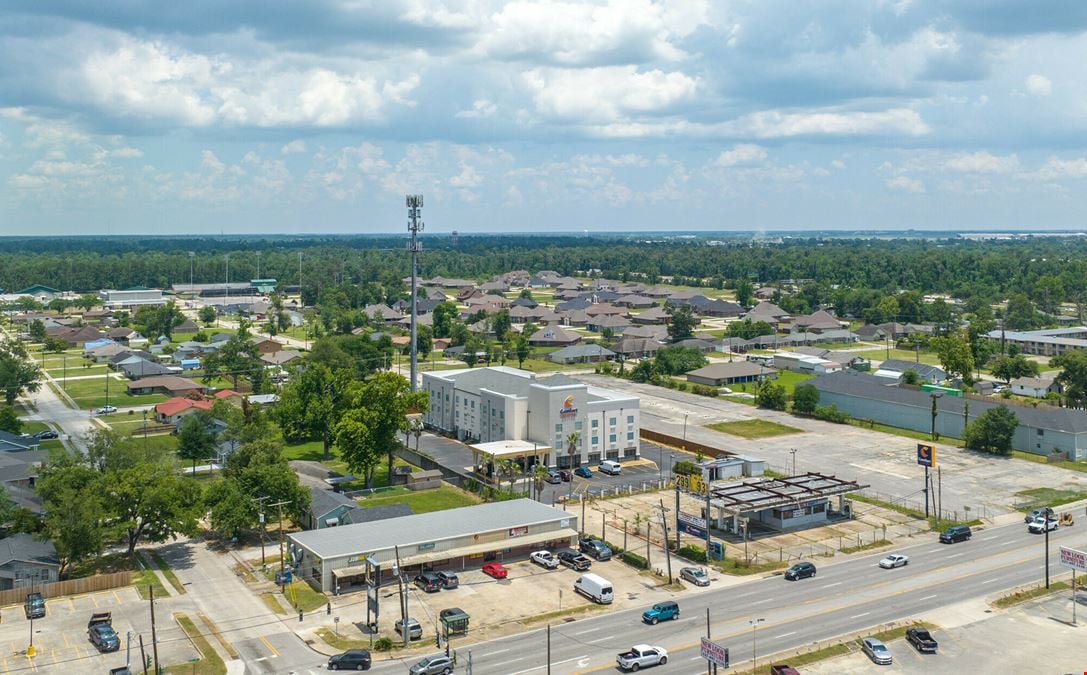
[394,546,410,648]
[188,251,195,292]
[547,624,551,675]
[224,254,230,312]
[705,608,713,675]
[269,499,290,592]
[1045,518,1051,589]
[150,585,160,675]
[705,483,713,560]
[789,448,798,476]
[407,194,424,393]
[658,499,673,584]
[139,635,148,675]
[750,618,765,672]
[253,496,270,565]
[674,481,681,549]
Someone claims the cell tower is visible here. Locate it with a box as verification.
[406,195,424,392]
[451,230,459,247]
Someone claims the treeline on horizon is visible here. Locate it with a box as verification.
[2,235,1087,308]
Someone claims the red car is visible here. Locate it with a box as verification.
[481,563,508,579]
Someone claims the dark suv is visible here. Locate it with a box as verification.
[939,525,972,544]
[436,571,459,589]
[328,649,371,670]
[579,538,613,561]
[784,561,817,581]
[557,549,592,570]
[414,572,443,592]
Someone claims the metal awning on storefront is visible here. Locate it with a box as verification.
[398,528,578,566]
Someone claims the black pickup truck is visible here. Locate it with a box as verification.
[906,627,938,653]
[557,549,592,571]
[88,612,121,652]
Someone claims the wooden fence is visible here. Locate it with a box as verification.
[640,428,734,460]
[0,571,132,607]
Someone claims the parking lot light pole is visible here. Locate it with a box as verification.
[1045,519,1050,589]
[682,413,689,451]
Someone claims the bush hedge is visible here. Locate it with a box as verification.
[621,550,648,569]
[675,544,708,563]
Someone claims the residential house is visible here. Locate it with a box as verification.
[788,310,845,334]
[714,337,751,354]
[611,337,662,359]
[46,325,105,347]
[622,325,668,341]
[119,357,174,380]
[547,344,616,365]
[528,326,581,347]
[307,488,413,530]
[510,297,539,309]
[773,352,843,375]
[250,337,283,355]
[426,288,449,301]
[1011,376,1062,399]
[683,295,744,318]
[586,315,631,334]
[643,287,673,299]
[874,359,947,383]
[364,304,404,323]
[261,350,302,367]
[585,303,628,317]
[559,309,590,327]
[685,362,778,387]
[479,280,509,294]
[556,298,592,312]
[754,287,778,300]
[0,533,60,590]
[669,338,716,353]
[745,301,790,327]
[0,431,39,453]
[84,342,128,362]
[466,294,510,309]
[106,327,143,345]
[154,397,214,425]
[630,306,670,325]
[456,287,483,303]
[127,376,204,397]
[172,320,200,336]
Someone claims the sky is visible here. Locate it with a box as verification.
[2,0,1087,235]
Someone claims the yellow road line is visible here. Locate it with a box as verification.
[258,635,280,657]
[62,633,71,649]
[575,552,1040,673]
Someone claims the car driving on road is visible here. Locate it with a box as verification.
[328,649,371,670]
[617,644,668,671]
[784,561,816,580]
[642,601,679,625]
[878,554,909,569]
[862,637,892,665]
[680,566,710,586]
[1028,515,1058,533]
[94,405,118,415]
[1025,507,1055,524]
[409,654,453,674]
[939,524,971,543]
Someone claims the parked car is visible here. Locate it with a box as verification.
[94,405,118,415]
[436,571,459,589]
[579,537,613,561]
[616,644,668,671]
[1025,507,1055,524]
[680,567,710,586]
[599,459,622,475]
[559,470,572,482]
[531,550,560,569]
[574,465,593,479]
[878,554,909,569]
[34,429,58,440]
[784,561,817,581]
[545,471,562,484]
[557,549,592,571]
[1029,516,1059,533]
[482,562,508,579]
[409,654,454,675]
[862,637,892,665]
[642,601,679,625]
[906,627,938,653]
[328,649,372,670]
[414,572,443,592]
[24,592,45,619]
[769,666,800,675]
[88,612,120,652]
[574,573,613,604]
[939,524,972,544]
[395,618,423,640]
[109,668,133,675]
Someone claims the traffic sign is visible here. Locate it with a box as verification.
[700,637,729,667]
[916,443,935,468]
[1060,546,1087,573]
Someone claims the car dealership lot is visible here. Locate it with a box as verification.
[0,586,197,674]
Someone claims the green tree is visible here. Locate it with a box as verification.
[273,364,353,460]
[1004,293,1037,331]
[931,332,974,384]
[630,359,658,383]
[963,406,1018,455]
[863,295,900,325]
[0,340,42,405]
[29,319,47,343]
[519,289,534,300]
[432,302,459,339]
[0,405,22,434]
[565,431,581,468]
[36,460,105,575]
[336,411,382,487]
[515,332,531,369]
[341,372,428,483]
[666,304,697,341]
[654,346,707,376]
[734,278,754,307]
[727,319,773,340]
[110,459,204,555]
[177,412,219,477]
[990,354,1040,384]
[492,309,512,342]
[756,381,787,411]
[414,324,433,360]
[199,304,217,326]
[205,480,253,539]
[135,301,184,340]
[901,368,921,385]
[792,384,819,415]
[202,323,263,391]
[1053,350,1087,409]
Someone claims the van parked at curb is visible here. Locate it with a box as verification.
[574,573,613,604]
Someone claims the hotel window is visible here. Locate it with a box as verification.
[575,421,582,430]
[591,419,599,428]
[609,434,617,443]
[627,415,634,424]
[591,436,599,445]
[470,400,475,409]
[609,417,616,426]
[627,431,634,441]
[555,424,562,433]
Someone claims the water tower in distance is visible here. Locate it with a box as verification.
[451,230,459,246]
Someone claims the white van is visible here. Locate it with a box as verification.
[599,460,622,475]
[574,573,614,604]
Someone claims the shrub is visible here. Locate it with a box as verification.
[676,544,708,563]
[374,637,394,651]
[676,381,689,392]
[812,404,849,423]
[673,460,700,476]
[691,384,719,397]
[621,551,648,569]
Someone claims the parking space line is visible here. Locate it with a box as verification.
[63,633,71,649]
[982,578,1001,584]
[112,590,122,604]
[90,594,99,607]
[920,594,938,600]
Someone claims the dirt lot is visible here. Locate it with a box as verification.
[0,586,198,674]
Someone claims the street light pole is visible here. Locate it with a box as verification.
[750,618,765,672]
[789,448,797,476]
[682,413,689,452]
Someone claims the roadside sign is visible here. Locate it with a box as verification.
[700,638,729,667]
[709,541,724,561]
[1060,546,1087,573]
[678,511,707,537]
[916,443,935,468]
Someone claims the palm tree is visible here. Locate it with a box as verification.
[532,464,549,500]
[565,431,581,468]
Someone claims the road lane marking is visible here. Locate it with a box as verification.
[775,631,797,638]
[850,612,870,619]
[1000,540,1015,546]
[920,594,938,600]
[491,656,529,668]
[509,654,589,675]
[982,535,1000,541]
[257,635,279,658]
[947,553,964,558]
[752,598,773,604]
[574,626,607,635]
[982,578,1000,584]
[481,648,511,656]
[587,635,616,643]
[821,582,842,589]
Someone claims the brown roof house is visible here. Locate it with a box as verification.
[611,337,662,359]
[528,326,581,346]
[631,306,670,325]
[126,375,204,397]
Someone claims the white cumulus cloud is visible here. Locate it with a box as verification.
[713,144,768,167]
[944,151,1019,173]
[522,66,698,122]
[1026,74,1052,96]
[886,176,925,193]
[281,139,307,155]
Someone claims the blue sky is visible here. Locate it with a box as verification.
[1,0,1086,235]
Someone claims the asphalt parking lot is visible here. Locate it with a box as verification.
[0,586,197,674]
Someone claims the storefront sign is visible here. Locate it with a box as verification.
[509,526,529,537]
[559,395,578,419]
[417,542,435,551]
[700,638,729,667]
[917,443,936,467]
[1060,546,1087,573]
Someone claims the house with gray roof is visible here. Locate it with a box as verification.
[548,344,616,364]
[875,359,947,383]
[811,371,1087,459]
[0,533,60,590]
[528,326,581,346]
[0,431,39,453]
[686,362,778,387]
[305,487,414,530]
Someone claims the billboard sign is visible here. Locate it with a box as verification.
[1060,546,1087,573]
[678,511,707,538]
[916,443,935,468]
[700,638,729,667]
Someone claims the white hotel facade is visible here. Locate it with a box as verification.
[421,366,640,468]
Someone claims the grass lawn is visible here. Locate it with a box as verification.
[163,614,226,675]
[727,370,813,397]
[1013,450,1087,474]
[706,419,804,439]
[281,439,416,489]
[17,420,50,435]
[356,484,482,514]
[61,375,167,409]
[1015,487,1087,511]
[846,418,964,447]
[147,550,187,595]
[517,358,598,373]
[993,580,1072,609]
[855,347,943,366]
[68,552,168,601]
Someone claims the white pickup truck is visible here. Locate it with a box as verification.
[617,644,668,671]
[530,550,560,569]
[1028,516,1058,534]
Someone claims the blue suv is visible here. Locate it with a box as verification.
[642,601,679,625]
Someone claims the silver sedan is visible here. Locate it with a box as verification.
[878,553,909,569]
